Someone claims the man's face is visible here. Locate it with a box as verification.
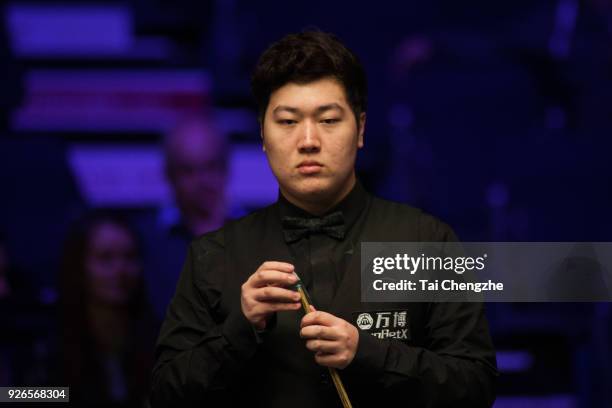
[262,77,365,210]
[165,121,227,220]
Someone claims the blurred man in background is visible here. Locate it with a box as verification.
[163,117,228,237]
[137,116,229,322]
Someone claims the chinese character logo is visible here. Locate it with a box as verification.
[393,311,407,328]
[375,312,391,328]
[356,313,374,330]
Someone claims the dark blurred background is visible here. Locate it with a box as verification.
[0,0,611,407]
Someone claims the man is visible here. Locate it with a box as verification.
[137,116,228,321]
[163,117,228,238]
[151,31,497,407]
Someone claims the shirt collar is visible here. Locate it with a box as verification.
[278,179,369,233]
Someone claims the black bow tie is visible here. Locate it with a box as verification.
[281,211,345,243]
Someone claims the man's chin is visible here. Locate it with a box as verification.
[283,182,346,208]
[290,179,331,197]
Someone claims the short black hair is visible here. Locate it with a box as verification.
[251,30,367,123]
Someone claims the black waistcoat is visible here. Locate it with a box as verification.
[218,196,437,407]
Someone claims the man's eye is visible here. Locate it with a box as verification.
[278,119,297,125]
[321,118,340,125]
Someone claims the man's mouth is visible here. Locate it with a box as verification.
[297,160,323,175]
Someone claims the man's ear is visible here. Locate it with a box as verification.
[357,112,366,148]
[260,126,266,152]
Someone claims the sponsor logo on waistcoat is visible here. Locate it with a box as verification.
[352,310,410,340]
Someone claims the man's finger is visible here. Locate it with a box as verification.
[253,286,301,303]
[250,301,301,317]
[259,261,294,272]
[305,339,341,354]
[314,352,351,369]
[249,269,298,288]
[300,310,337,328]
[314,352,338,368]
[300,325,337,340]
[270,302,302,312]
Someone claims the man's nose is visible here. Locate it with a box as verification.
[297,120,321,152]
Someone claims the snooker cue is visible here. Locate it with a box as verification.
[296,284,353,408]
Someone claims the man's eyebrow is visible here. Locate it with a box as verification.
[315,103,345,114]
[272,105,300,115]
[271,103,345,115]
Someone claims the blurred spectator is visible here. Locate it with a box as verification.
[136,115,229,322]
[164,116,228,236]
[58,212,155,407]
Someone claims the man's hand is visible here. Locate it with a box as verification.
[300,306,359,369]
[241,261,302,330]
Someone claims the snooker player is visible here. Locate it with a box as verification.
[151,30,498,407]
